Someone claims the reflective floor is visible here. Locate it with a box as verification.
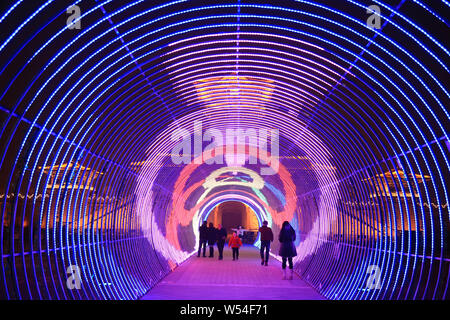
[142,245,324,300]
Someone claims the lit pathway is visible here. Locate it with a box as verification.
[141,245,325,300]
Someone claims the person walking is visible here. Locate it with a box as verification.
[278,221,297,280]
[198,221,208,257]
[207,222,217,258]
[258,221,274,266]
[228,232,243,261]
[216,224,227,260]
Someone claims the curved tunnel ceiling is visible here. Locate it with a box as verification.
[0,0,448,300]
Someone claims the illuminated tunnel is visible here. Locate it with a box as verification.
[0,0,448,300]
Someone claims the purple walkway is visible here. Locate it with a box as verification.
[141,245,325,300]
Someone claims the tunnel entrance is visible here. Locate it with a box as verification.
[206,201,259,244]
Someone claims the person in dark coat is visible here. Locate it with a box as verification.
[198,221,208,257]
[207,222,217,258]
[258,221,274,266]
[216,224,227,260]
[278,221,297,280]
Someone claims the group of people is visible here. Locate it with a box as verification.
[198,222,242,260]
[197,220,298,280]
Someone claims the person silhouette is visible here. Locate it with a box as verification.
[258,221,274,266]
[216,224,227,260]
[207,222,217,258]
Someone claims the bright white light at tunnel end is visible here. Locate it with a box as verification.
[135,107,341,269]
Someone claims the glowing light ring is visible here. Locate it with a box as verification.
[0,1,447,300]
